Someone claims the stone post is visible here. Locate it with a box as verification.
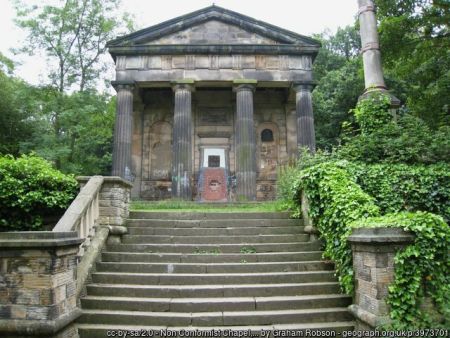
[78,176,132,228]
[111,81,135,181]
[357,0,400,106]
[233,80,257,201]
[293,83,316,154]
[0,232,82,338]
[348,227,414,330]
[172,81,194,200]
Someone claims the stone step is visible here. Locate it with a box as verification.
[87,282,341,298]
[129,211,292,220]
[95,261,334,274]
[77,322,356,338]
[106,242,322,253]
[127,226,305,236]
[81,294,351,312]
[91,271,336,285]
[126,219,302,228]
[78,307,353,326]
[121,234,310,244]
[101,251,325,263]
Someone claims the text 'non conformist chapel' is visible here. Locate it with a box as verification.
[107,5,319,202]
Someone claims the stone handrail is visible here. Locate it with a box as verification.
[53,175,104,256]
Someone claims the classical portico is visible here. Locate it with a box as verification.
[108,6,320,201]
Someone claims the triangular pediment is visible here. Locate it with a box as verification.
[142,19,280,45]
[108,6,320,47]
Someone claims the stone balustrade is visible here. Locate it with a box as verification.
[0,176,132,337]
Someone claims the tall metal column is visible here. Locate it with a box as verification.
[172,82,194,200]
[293,83,316,154]
[111,82,134,180]
[234,82,257,201]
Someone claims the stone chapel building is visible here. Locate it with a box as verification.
[107,5,319,202]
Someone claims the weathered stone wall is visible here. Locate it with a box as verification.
[149,20,279,45]
[79,176,132,226]
[0,233,82,338]
[135,87,291,200]
[348,227,414,330]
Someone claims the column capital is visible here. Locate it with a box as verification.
[291,82,316,93]
[172,79,195,92]
[233,79,257,92]
[111,80,135,92]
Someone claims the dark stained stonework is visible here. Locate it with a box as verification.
[108,5,320,200]
[111,82,134,180]
[234,82,257,201]
[293,83,316,153]
[172,82,194,199]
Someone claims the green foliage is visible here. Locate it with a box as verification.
[348,163,450,222]
[0,55,38,156]
[0,154,77,231]
[353,212,450,329]
[131,200,284,213]
[338,114,450,164]
[376,0,450,127]
[14,0,131,92]
[351,92,392,134]
[290,161,380,293]
[312,27,364,149]
[240,246,257,254]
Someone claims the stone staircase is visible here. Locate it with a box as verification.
[77,211,354,337]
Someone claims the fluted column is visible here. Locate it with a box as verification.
[112,82,134,180]
[234,82,256,201]
[293,83,316,154]
[358,0,386,91]
[172,83,194,200]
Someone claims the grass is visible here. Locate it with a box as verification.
[131,200,286,212]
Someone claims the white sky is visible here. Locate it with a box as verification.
[0,0,357,86]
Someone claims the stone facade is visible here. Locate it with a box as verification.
[107,5,320,201]
[0,232,82,338]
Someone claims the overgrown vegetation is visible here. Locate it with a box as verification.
[0,155,77,231]
[353,213,450,329]
[131,200,285,212]
[279,89,450,328]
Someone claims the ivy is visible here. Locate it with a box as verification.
[0,154,78,231]
[351,91,392,134]
[280,160,450,328]
[353,212,450,329]
[292,160,380,294]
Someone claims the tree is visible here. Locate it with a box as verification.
[312,26,364,149]
[14,0,130,92]
[0,53,38,155]
[12,0,132,173]
[376,0,450,127]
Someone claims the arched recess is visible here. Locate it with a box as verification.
[256,122,279,179]
[149,121,172,179]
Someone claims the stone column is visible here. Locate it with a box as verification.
[293,83,316,154]
[348,227,414,330]
[111,81,134,181]
[234,81,257,201]
[0,232,82,338]
[357,0,400,106]
[172,81,194,200]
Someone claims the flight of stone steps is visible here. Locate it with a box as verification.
[77,211,354,337]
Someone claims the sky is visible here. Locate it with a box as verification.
[0,0,358,86]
